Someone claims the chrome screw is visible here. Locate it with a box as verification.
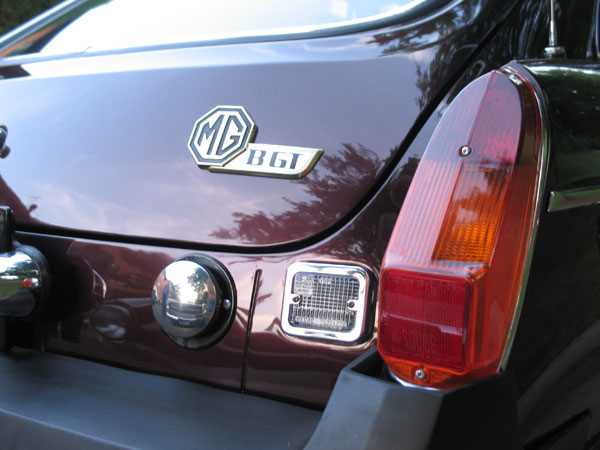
[414,369,426,381]
[291,295,301,303]
[460,145,472,157]
[222,299,232,310]
[347,301,355,309]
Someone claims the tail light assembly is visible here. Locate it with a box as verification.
[378,64,548,388]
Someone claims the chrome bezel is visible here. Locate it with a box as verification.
[498,63,550,370]
[547,187,600,212]
[281,262,369,343]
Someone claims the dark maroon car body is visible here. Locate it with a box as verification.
[0,0,599,448]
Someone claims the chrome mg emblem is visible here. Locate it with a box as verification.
[188,106,257,167]
[188,106,322,178]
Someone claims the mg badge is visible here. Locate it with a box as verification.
[188,106,257,167]
[188,106,322,178]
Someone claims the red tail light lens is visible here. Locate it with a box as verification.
[378,66,545,388]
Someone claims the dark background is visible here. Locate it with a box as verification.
[0,0,63,36]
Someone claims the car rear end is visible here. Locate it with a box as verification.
[0,0,598,448]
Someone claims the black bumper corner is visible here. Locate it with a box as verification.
[306,348,522,450]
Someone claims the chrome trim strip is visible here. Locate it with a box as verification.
[499,64,551,370]
[0,0,85,50]
[547,188,600,212]
[0,0,454,65]
[596,0,600,60]
[281,262,369,343]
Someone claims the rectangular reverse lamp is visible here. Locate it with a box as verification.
[281,262,369,342]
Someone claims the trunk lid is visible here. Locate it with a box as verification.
[0,0,513,247]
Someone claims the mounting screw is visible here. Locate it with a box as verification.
[291,295,301,303]
[347,300,355,309]
[414,369,426,381]
[222,299,232,310]
[459,145,472,157]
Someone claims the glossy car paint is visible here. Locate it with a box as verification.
[12,143,410,404]
[503,63,600,444]
[528,63,600,190]
[0,2,599,448]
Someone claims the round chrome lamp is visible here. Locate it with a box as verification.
[151,254,235,349]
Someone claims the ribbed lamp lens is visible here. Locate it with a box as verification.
[289,272,358,332]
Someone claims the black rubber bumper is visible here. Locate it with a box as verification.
[0,348,522,449]
[305,348,522,450]
[0,348,321,449]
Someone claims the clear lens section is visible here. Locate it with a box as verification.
[289,272,358,332]
[281,262,369,342]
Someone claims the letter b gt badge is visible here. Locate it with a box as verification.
[188,105,322,178]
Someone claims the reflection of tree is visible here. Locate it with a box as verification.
[369,0,484,109]
[186,270,209,308]
[317,154,420,262]
[211,144,383,243]
[169,281,180,301]
[369,3,476,54]
[389,156,421,206]
[0,0,111,57]
[187,270,206,293]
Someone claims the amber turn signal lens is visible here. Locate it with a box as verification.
[378,66,545,388]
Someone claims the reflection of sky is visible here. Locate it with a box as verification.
[37,0,420,55]
[0,252,31,272]
[29,173,273,239]
[164,261,204,305]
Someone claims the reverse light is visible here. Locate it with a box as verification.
[282,262,369,342]
[378,65,547,388]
